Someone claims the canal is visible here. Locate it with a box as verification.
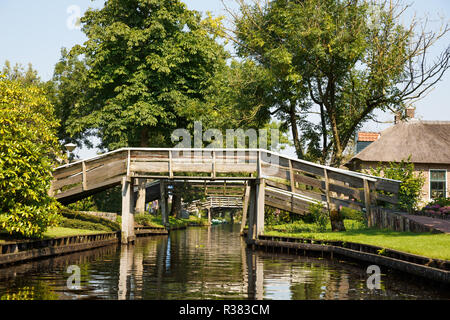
[0,225,448,300]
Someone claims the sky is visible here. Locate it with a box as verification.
[0,0,449,159]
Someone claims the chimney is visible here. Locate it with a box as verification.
[394,112,402,124]
[394,107,415,124]
[406,107,415,119]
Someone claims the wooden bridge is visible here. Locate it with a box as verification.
[50,148,402,244]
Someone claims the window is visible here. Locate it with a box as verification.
[430,170,447,199]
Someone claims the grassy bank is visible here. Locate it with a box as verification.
[265,220,450,260]
[0,209,120,243]
[135,213,210,229]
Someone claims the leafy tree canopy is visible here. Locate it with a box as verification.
[0,75,60,238]
[53,0,230,151]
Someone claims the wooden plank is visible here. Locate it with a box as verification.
[54,185,83,200]
[215,163,256,173]
[264,199,309,215]
[130,162,169,173]
[291,161,325,177]
[262,165,290,180]
[53,163,83,180]
[293,173,322,189]
[85,152,127,172]
[374,180,400,194]
[374,192,399,205]
[265,179,290,191]
[84,175,123,193]
[86,160,126,184]
[130,150,169,160]
[52,174,82,191]
[327,170,364,189]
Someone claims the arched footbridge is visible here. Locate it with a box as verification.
[50,148,401,244]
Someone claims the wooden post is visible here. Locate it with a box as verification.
[255,179,265,237]
[212,151,216,179]
[168,150,173,179]
[363,179,372,227]
[240,184,251,234]
[324,168,331,211]
[82,161,87,191]
[135,178,146,213]
[121,176,135,244]
[289,159,296,193]
[247,181,257,242]
[207,207,211,225]
[160,180,169,227]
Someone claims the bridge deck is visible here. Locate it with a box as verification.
[51,148,402,225]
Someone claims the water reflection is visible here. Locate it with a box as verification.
[0,225,448,300]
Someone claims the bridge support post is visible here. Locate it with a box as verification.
[121,176,135,244]
[240,184,251,235]
[255,179,265,237]
[135,178,147,213]
[247,179,265,241]
[160,180,169,227]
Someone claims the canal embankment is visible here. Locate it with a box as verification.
[244,233,450,285]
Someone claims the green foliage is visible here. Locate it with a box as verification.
[67,196,97,212]
[264,207,297,226]
[308,202,328,232]
[52,0,229,150]
[233,0,450,165]
[0,75,61,238]
[59,208,120,232]
[367,158,425,212]
[58,217,115,232]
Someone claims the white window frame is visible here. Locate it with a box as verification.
[429,169,447,201]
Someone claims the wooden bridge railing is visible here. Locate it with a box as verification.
[51,148,401,217]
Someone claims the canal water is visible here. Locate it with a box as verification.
[0,225,448,300]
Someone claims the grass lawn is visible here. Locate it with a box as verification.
[134,213,210,228]
[266,220,450,260]
[43,227,108,238]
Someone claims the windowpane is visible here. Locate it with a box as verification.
[430,170,446,181]
[430,170,447,200]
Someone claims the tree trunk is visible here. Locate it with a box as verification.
[170,193,182,218]
[329,206,346,232]
[289,100,304,159]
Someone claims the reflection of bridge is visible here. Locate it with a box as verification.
[51,148,401,244]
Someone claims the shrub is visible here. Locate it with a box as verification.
[59,208,120,231]
[366,157,425,212]
[0,76,61,238]
[309,202,328,232]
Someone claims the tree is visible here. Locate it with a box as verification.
[1,61,42,87]
[0,75,61,238]
[52,0,229,151]
[229,0,450,165]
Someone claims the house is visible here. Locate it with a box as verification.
[356,132,380,153]
[346,109,450,205]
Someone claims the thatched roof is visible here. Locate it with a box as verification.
[348,120,450,165]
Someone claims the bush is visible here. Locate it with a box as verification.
[309,202,328,232]
[0,76,61,238]
[366,157,425,212]
[59,208,120,231]
[58,217,113,232]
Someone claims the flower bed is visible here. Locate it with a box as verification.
[417,198,450,221]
